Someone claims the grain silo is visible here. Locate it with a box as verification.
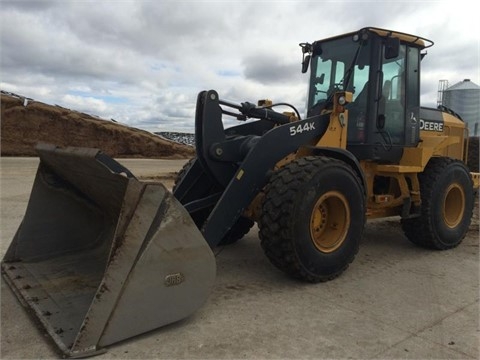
[442,79,480,136]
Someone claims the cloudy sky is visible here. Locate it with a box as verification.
[1,0,479,132]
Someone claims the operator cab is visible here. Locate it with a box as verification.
[302,27,433,163]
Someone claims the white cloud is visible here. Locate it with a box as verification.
[61,94,108,113]
[1,1,479,133]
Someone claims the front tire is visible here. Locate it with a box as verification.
[401,157,474,249]
[258,156,365,282]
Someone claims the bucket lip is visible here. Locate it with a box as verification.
[35,143,136,179]
[35,142,101,158]
[68,347,108,358]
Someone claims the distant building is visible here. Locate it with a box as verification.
[440,79,480,136]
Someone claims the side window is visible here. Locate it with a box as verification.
[381,45,406,144]
[382,46,406,102]
[312,60,346,104]
[352,65,369,102]
[313,60,332,103]
[334,62,345,87]
[347,64,370,143]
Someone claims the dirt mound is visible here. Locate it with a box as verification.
[0,93,195,159]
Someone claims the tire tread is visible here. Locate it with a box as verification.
[401,157,473,249]
[259,156,364,282]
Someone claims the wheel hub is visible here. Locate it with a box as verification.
[443,183,465,228]
[310,191,350,253]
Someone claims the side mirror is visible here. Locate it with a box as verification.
[385,37,400,59]
[302,54,311,73]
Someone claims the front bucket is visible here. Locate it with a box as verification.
[1,143,216,357]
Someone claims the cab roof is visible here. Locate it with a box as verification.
[316,27,434,49]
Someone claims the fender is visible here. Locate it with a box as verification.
[304,146,367,196]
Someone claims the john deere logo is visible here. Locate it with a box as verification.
[164,273,185,287]
[420,119,444,132]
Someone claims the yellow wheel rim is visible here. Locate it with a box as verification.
[443,183,465,228]
[310,191,350,253]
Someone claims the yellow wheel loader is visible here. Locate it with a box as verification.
[2,27,479,357]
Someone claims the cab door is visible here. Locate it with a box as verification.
[380,44,420,147]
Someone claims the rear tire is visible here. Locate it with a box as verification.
[258,156,365,282]
[401,157,474,249]
[173,158,253,246]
